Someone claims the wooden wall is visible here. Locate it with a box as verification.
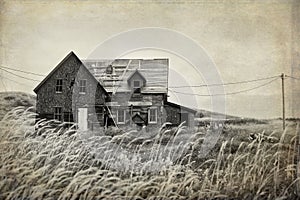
[35,53,106,123]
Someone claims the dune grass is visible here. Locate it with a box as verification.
[0,107,298,199]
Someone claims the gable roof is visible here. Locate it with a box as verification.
[127,70,146,83]
[34,51,108,95]
[82,58,169,94]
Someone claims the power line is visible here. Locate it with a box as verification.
[0,65,296,89]
[169,77,279,97]
[286,75,300,81]
[0,68,42,82]
[0,65,293,87]
[0,65,45,77]
[0,74,34,88]
[0,65,283,87]
[169,75,280,88]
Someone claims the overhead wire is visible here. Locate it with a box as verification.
[168,77,279,97]
[0,74,34,88]
[0,65,297,96]
[286,75,300,81]
[169,75,281,88]
[0,68,42,82]
[0,65,283,87]
[0,65,45,77]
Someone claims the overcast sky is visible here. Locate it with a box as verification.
[0,0,299,119]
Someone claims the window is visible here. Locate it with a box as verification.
[117,109,126,124]
[56,79,63,93]
[148,108,157,123]
[64,112,73,122]
[54,107,62,121]
[133,80,141,89]
[79,80,87,93]
[95,106,104,122]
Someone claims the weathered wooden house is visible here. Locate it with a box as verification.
[34,52,196,130]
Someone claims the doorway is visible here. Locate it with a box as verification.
[78,108,88,130]
[181,113,189,126]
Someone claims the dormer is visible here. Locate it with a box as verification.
[127,70,146,92]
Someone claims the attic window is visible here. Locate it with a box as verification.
[133,80,141,89]
[56,79,63,93]
[79,80,87,94]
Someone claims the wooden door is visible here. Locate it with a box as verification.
[181,113,189,126]
[78,108,88,130]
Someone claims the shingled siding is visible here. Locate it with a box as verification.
[164,104,181,125]
[35,52,196,130]
[164,103,195,129]
[35,53,106,123]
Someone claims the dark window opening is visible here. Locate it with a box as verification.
[54,107,62,121]
[64,112,74,122]
[133,88,141,93]
[95,106,104,123]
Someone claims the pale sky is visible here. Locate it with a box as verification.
[0,0,299,119]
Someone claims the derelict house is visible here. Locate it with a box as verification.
[34,52,196,131]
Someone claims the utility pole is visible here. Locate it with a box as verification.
[281,73,285,130]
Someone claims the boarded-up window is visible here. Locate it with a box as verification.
[117,109,126,124]
[79,80,87,93]
[56,79,63,93]
[54,107,62,121]
[148,108,157,123]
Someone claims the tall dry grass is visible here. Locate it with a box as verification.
[0,107,298,199]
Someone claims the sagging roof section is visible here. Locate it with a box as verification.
[82,59,169,94]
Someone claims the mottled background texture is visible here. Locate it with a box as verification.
[0,0,299,119]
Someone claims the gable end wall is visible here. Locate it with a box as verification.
[35,54,106,121]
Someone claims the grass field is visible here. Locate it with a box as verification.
[0,93,299,199]
[0,92,35,120]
